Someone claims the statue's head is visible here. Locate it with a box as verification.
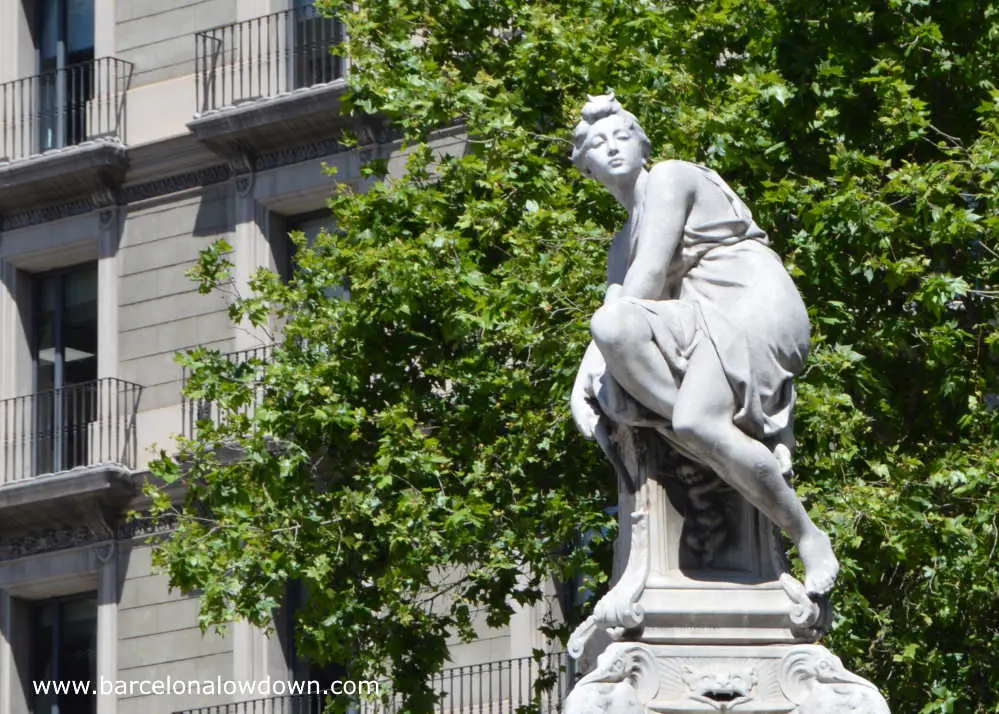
[571,93,651,185]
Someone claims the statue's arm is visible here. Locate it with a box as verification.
[620,162,695,300]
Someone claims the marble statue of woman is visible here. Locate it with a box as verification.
[569,93,839,596]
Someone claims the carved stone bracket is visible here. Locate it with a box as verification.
[569,510,650,659]
[564,644,659,714]
[98,208,116,230]
[234,171,255,197]
[780,646,891,713]
[225,149,256,197]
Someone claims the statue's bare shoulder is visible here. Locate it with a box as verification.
[646,159,702,198]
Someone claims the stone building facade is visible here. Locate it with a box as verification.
[0,3,563,714]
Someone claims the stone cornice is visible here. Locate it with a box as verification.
[122,163,233,204]
[0,117,448,231]
[0,137,342,230]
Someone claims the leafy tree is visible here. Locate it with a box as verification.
[149,0,999,711]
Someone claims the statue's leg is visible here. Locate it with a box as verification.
[590,300,680,421]
[670,344,839,596]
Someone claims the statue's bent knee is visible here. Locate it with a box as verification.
[591,301,647,352]
[671,411,717,452]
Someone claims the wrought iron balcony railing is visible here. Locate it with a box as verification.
[0,378,142,484]
[195,3,346,113]
[0,57,134,163]
[182,343,275,439]
[172,653,573,714]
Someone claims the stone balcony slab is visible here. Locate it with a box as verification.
[187,80,384,167]
[0,464,139,535]
[0,140,129,216]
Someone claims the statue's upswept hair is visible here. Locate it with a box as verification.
[571,92,651,171]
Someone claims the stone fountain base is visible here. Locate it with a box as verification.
[564,428,891,714]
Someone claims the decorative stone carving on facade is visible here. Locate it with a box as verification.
[0,523,108,561]
[1,197,96,231]
[123,164,233,204]
[91,184,122,211]
[779,646,891,713]
[0,511,176,562]
[234,171,255,197]
[116,512,178,540]
[253,137,351,172]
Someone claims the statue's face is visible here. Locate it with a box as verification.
[582,113,644,187]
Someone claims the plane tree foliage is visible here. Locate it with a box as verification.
[149,1,999,711]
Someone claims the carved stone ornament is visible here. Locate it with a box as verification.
[780,573,832,641]
[564,643,659,714]
[681,663,758,710]
[234,172,255,197]
[568,510,649,659]
[780,646,891,714]
[0,524,108,561]
[98,207,117,230]
[230,149,256,196]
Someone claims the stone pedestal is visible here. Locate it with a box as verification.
[566,428,890,714]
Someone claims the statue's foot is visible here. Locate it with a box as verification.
[799,530,839,596]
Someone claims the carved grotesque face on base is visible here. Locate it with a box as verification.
[580,113,646,190]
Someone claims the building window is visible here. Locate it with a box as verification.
[33,264,98,473]
[31,593,98,714]
[282,580,346,690]
[287,212,349,299]
[37,0,96,151]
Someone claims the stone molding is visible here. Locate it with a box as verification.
[122,164,233,204]
[0,523,109,562]
[0,197,96,231]
[0,511,176,563]
[0,133,367,231]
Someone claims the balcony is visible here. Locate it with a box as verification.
[172,654,573,714]
[0,57,133,215]
[187,4,366,163]
[195,3,346,113]
[0,378,141,532]
[181,343,274,441]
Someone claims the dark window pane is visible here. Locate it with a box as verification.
[62,268,98,387]
[37,0,95,150]
[30,595,97,714]
[39,0,61,64]
[60,597,97,714]
[66,0,95,56]
[33,265,98,472]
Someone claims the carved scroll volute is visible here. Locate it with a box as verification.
[567,511,650,659]
[779,646,891,714]
[564,644,659,714]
